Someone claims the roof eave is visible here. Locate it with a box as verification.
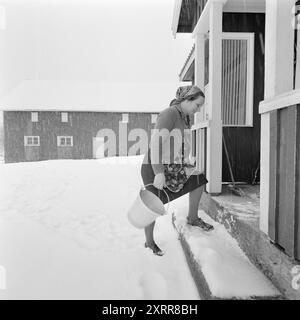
[179,44,195,81]
[171,0,183,38]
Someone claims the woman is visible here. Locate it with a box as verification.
[141,85,214,256]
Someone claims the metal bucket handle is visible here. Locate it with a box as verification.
[142,183,170,215]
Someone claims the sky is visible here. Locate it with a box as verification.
[0,0,194,83]
[0,0,194,117]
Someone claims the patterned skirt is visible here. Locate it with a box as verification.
[140,163,208,205]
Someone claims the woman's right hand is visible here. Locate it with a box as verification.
[153,173,166,190]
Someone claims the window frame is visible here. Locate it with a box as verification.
[57,136,73,147]
[221,32,255,127]
[31,112,39,122]
[61,112,68,123]
[24,136,40,146]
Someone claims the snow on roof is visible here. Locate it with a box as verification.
[0,80,182,113]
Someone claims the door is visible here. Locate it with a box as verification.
[200,32,256,183]
[93,137,105,159]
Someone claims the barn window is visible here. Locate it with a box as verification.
[151,114,158,124]
[24,136,40,146]
[57,136,73,147]
[61,112,68,122]
[31,112,38,122]
[122,113,129,123]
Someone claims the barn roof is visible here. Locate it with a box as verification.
[0,80,184,113]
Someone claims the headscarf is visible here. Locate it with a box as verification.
[169,85,205,107]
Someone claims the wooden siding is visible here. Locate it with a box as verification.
[222,13,265,182]
[3,111,156,163]
[268,105,300,260]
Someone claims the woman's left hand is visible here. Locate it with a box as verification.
[153,173,166,190]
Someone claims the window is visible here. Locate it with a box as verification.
[0,5,6,30]
[221,33,254,126]
[122,113,129,123]
[204,33,254,126]
[191,130,197,160]
[57,136,73,147]
[61,112,68,123]
[31,112,38,122]
[24,136,40,146]
[151,114,158,124]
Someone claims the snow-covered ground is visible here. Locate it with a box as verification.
[0,156,199,300]
[0,155,279,300]
[172,202,279,298]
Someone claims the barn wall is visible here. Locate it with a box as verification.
[3,111,156,163]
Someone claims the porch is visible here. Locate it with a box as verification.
[173,0,266,194]
[200,184,300,300]
[173,0,300,299]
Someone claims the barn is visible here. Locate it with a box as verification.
[0,80,181,163]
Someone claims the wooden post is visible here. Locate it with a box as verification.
[264,0,294,97]
[206,0,223,194]
[260,0,295,236]
[296,107,300,260]
[296,18,300,89]
[194,32,206,124]
[195,33,205,91]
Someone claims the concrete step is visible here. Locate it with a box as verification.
[198,186,300,300]
[169,194,284,300]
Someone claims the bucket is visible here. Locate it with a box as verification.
[127,184,170,229]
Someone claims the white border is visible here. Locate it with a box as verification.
[0,5,6,30]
